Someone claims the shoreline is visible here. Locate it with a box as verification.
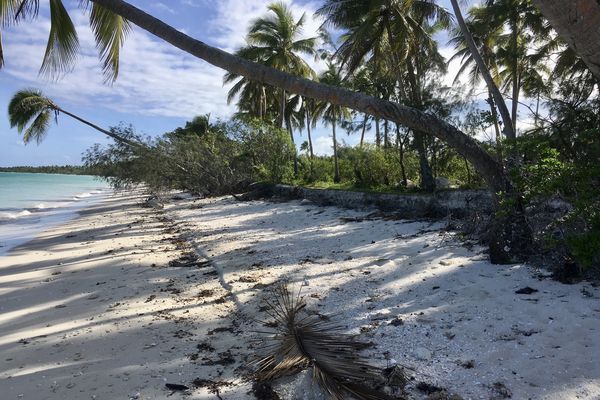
[0,188,111,257]
[1,191,599,399]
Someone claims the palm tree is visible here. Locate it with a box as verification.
[300,97,317,158]
[224,2,317,176]
[225,2,316,127]
[317,0,451,191]
[8,89,143,148]
[466,0,548,134]
[2,0,538,263]
[314,62,351,183]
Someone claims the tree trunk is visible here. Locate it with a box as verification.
[511,75,520,134]
[258,85,264,120]
[279,89,286,129]
[532,0,600,80]
[332,108,340,183]
[485,93,503,161]
[0,30,4,68]
[285,115,298,176]
[384,119,389,148]
[359,114,367,148]
[93,0,508,193]
[396,124,407,186]
[91,0,531,263]
[306,110,314,158]
[510,14,520,133]
[414,130,435,191]
[375,118,381,147]
[450,0,515,140]
[57,106,144,149]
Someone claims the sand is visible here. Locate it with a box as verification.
[1,191,599,399]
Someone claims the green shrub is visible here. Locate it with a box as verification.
[232,120,295,183]
[298,156,334,183]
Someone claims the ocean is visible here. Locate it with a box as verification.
[0,172,110,255]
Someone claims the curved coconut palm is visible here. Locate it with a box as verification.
[8,89,143,148]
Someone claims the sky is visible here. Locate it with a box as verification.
[0,0,513,167]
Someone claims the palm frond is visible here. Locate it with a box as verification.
[89,2,131,83]
[22,108,51,144]
[13,0,39,21]
[39,0,79,79]
[0,29,4,67]
[254,285,399,400]
[1,0,38,25]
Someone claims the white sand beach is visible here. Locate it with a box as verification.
[1,191,599,399]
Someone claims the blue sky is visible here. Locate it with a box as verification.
[0,0,510,167]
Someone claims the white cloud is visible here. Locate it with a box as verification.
[151,2,176,14]
[312,135,333,156]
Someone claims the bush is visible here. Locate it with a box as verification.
[297,155,334,183]
[232,120,295,183]
[514,128,600,273]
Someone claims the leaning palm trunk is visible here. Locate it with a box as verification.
[90,0,530,263]
[450,0,515,141]
[533,0,600,80]
[57,107,144,150]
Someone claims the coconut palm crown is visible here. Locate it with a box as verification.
[9,89,59,144]
[224,2,317,125]
[8,88,142,147]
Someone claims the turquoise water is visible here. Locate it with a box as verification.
[0,172,110,254]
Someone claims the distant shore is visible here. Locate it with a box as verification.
[1,190,599,399]
[0,166,98,176]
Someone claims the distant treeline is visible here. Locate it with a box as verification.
[0,165,95,175]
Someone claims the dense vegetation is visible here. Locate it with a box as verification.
[3,1,599,273]
[0,165,94,175]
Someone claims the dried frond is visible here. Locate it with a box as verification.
[254,285,401,400]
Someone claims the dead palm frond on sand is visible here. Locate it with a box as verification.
[253,285,403,400]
